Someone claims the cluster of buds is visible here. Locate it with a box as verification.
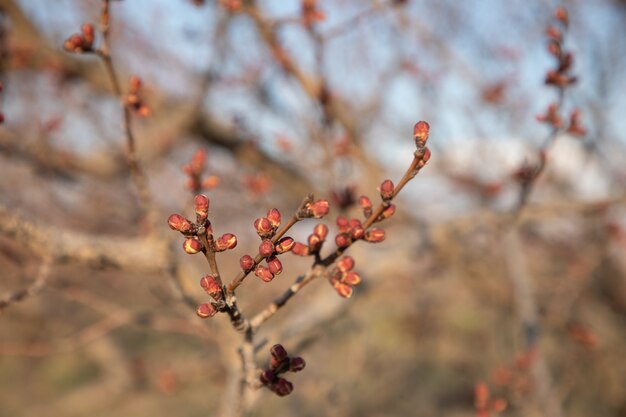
[544,7,577,89]
[196,274,224,318]
[474,382,508,417]
[182,149,220,193]
[63,23,95,53]
[328,256,361,298]
[259,344,306,396]
[246,208,296,282]
[301,0,326,27]
[167,194,238,255]
[125,76,151,117]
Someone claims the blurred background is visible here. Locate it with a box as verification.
[1,0,625,416]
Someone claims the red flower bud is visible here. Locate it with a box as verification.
[273,378,293,396]
[309,199,329,218]
[254,217,274,238]
[358,195,372,209]
[342,271,361,286]
[239,255,255,271]
[336,216,350,232]
[194,194,210,219]
[337,256,355,272]
[215,233,237,251]
[381,204,396,220]
[275,237,295,253]
[270,344,288,361]
[335,233,351,248]
[196,303,217,318]
[313,223,329,240]
[379,179,394,200]
[81,23,94,44]
[255,265,274,282]
[167,214,193,233]
[291,242,309,256]
[266,208,281,228]
[334,281,353,298]
[260,369,276,385]
[307,233,322,251]
[183,238,203,254]
[259,239,275,258]
[290,357,306,372]
[554,6,568,26]
[413,120,430,147]
[350,225,365,240]
[422,147,432,163]
[364,228,385,243]
[267,256,283,275]
[200,274,222,299]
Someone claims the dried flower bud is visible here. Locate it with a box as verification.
[183,238,203,254]
[379,180,394,200]
[275,237,295,253]
[342,271,361,286]
[200,274,222,298]
[334,281,353,298]
[335,233,351,248]
[381,204,396,220]
[254,217,274,238]
[336,216,350,232]
[413,120,430,147]
[194,194,210,219]
[259,239,275,258]
[270,344,289,361]
[260,369,276,385]
[291,242,309,256]
[309,199,329,218]
[215,233,237,251]
[239,255,255,271]
[266,208,281,228]
[167,214,193,233]
[313,223,329,240]
[290,357,306,372]
[337,256,355,272]
[255,265,274,282]
[267,256,283,275]
[196,303,217,318]
[364,228,385,243]
[273,378,293,396]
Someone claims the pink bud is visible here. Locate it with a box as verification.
[259,239,275,258]
[266,208,281,228]
[335,233,351,248]
[267,256,283,275]
[381,204,396,220]
[270,344,288,361]
[200,275,222,299]
[239,255,255,271]
[307,233,322,251]
[334,282,353,298]
[196,303,217,318]
[422,147,431,163]
[255,265,274,282]
[275,237,295,254]
[290,357,306,372]
[413,120,430,147]
[254,217,274,238]
[215,233,237,251]
[342,271,361,286]
[313,223,329,240]
[194,194,210,218]
[337,256,355,272]
[358,195,372,210]
[183,238,203,254]
[379,180,394,200]
[350,225,365,240]
[336,216,349,232]
[260,369,276,385]
[291,242,310,256]
[273,378,293,396]
[309,199,329,218]
[364,228,385,243]
[167,214,192,233]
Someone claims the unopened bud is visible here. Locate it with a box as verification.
[379,180,394,200]
[270,344,289,361]
[255,265,274,282]
[334,281,353,298]
[202,175,220,189]
[290,357,306,372]
[239,255,255,271]
[342,271,361,286]
[335,233,351,248]
[129,75,142,92]
[313,223,329,240]
[260,369,276,385]
[254,217,274,238]
[81,23,94,44]
[291,242,309,256]
[215,233,237,251]
[413,120,430,147]
[168,214,193,233]
[309,199,329,218]
[273,378,293,396]
[554,6,568,26]
[196,303,217,318]
[275,237,295,253]
[266,208,281,228]
[267,256,283,275]
[337,256,355,272]
[336,216,350,232]
[194,194,210,219]
[422,147,431,163]
[307,233,322,251]
[381,204,396,220]
[259,239,275,258]
[200,274,222,299]
[364,228,385,243]
[183,238,203,254]
[350,225,365,240]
